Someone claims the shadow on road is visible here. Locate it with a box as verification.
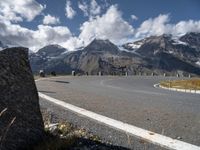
[68,137,130,150]
[54,80,70,84]
[38,90,56,94]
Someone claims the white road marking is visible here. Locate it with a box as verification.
[38,92,200,150]
[154,84,200,94]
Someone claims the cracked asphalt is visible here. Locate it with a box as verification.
[36,76,200,149]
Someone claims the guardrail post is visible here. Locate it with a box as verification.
[72,70,76,76]
[163,73,166,77]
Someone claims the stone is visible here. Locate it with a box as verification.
[0,47,45,150]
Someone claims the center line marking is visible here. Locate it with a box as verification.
[38,92,200,150]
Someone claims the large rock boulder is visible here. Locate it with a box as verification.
[0,47,45,150]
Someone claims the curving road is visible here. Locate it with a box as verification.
[36,76,200,148]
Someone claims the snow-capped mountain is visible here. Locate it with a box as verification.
[123,34,200,63]
[29,33,200,76]
[37,44,68,57]
[29,44,69,73]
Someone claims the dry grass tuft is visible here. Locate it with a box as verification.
[160,78,200,90]
[34,109,102,150]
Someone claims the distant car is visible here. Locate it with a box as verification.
[39,70,45,77]
[51,71,56,76]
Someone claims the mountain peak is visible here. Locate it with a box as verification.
[37,44,67,57]
[84,39,119,54]
[90,38,113,45]
[41,44,65,50]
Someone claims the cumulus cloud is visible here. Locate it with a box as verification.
[79,5,134,45]
[0,0,80,51]
[78,0,101,18]
[1,0,200,53]
[90,0,101,16]
[65,0,76,19]
[43,14,60,25]
[101,0,110,8]
[135,14,170,38]
[135,14,200,39]
[172,20,200,36]
[0,0,44,22]
[0,19,74,51]
[78,1,89,17]
[131,15,138,20]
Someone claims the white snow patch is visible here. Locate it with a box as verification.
[127,42,142,49]
[61,50,70,55]
[118,46,141,56]
[172,37,188,45]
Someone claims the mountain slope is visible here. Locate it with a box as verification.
[29,44,70,73]
[137,35,199,62]
[30,33,200,76]
[63,39,145,75]
[180,32,200,50]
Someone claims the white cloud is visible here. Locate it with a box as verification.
[78,1,89,17]
[172,20,200,36]
[135,14,200,39]
[65,0,76,19]
[90,0,101,16]
[79,5,134,45]
[0,0,81,51]
[131,15,138,20]
[101,0,110,8]
[0,0,44,22]
[43,14,60,25]
[0,19,74,51]
[60,37,83,51]
[1,1,200,53]
[135,14,170,39]
[78,0,101,18]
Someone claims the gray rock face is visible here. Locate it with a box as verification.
[0,47,45,150]
[180,32,200,50]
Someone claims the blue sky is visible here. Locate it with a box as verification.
[24,0,200,34]
[0,0,200,51]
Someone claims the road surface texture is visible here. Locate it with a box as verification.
[36,76,200,149]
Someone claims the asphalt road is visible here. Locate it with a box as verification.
[36,76,200,148]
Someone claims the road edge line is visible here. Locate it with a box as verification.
[154,84,200,94]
